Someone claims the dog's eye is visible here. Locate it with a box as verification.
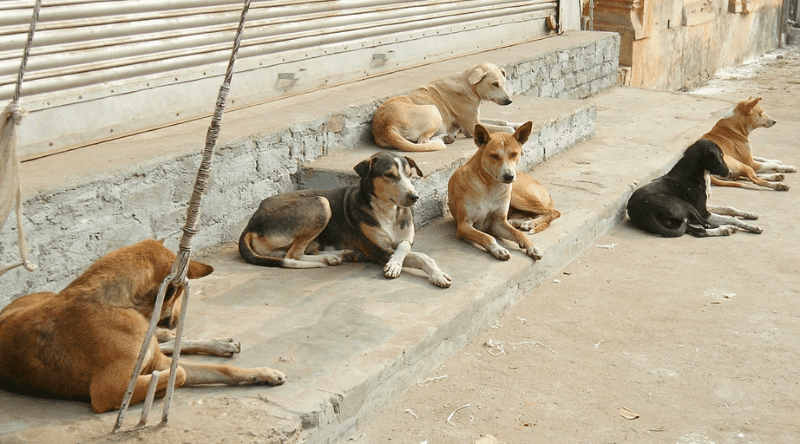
[492,82,500,87]
[385,172,399,180]
[490,153,500,160]
[509,152,518,159]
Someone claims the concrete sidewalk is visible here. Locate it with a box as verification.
[353,47,800,444]
[0,82,747,444]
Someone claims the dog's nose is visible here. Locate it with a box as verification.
[500,97,512,106]
[408,193,419,204]
[503,173,515,183]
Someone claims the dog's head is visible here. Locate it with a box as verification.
[474,121,533,184]
[468,63,513,106]
[685,139,730,178]
[74,239,214,323]
[354,152,423,207]
[727,97,776,131]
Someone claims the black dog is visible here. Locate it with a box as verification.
[239,151,452,287]
[627,139,762,237]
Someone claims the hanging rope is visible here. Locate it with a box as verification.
[0,0,41,276]
[113,0,252,432]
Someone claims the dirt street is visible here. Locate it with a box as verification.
[351,47,800,444]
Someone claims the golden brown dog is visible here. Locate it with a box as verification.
[702,97,795,191]
[0,240,285,413]
[372,62,523,152]
[448,121,556,261]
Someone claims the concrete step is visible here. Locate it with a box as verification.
[0,86,738,444]
[298,96,596,226]
[1,31,620,305]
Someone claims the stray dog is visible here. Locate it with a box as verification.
[0,240,285,414]
[239,151,452,288]
[447,121,546,261]
[626,140,762,237]
[372,62,523,152]
[702,97,795,191]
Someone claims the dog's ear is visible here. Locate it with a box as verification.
[514,121,533,146]
[499,66,507,78]
[743,97,762,113]
[405,156,424,177]
[354,158,373,178]
[468,67,487,85]
[187,260,214,279]
[474,124,491,147]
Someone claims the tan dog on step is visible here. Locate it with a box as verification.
[0,240,285,413]
[702,97,796,191]
[372,62,523,152]
[448,121,557,261]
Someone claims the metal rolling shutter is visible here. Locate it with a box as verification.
[0,0,558,160]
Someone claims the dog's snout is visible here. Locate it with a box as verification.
[408,193,419,204]
[503,173,515,183]
[500,97,512,106]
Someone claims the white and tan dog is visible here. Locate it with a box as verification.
[703,97,796,191]
[372,62,523,152]
[448,122,551,261]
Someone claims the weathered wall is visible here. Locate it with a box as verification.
[585,0,783,90]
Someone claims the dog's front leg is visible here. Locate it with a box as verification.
[179,361,285,387]
[491,220,542,261]
[707,205,758,220]
[403,252,452,288]
[479,119,524,133]
[384,240,411,279]
[707,213,762,234]
[457,221,510,260]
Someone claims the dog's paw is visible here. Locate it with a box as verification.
[210,338,242,357]
[430,271,452,288]
[742,223,763,234]
[740,212,759,220]
[252,368,286,386]
[525,246,543,261]
[781,165,797,173]
[489,245,511,261]
[323,254,343,266]
[776,183,790,191]
[384,261,403,279]
[442,134,456,144]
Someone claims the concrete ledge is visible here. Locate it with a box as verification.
[299,96,596,226]
[0,87,736,444]
[1,31,619,305]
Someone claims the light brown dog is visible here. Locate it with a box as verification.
[448,121,557,261]
[702,97,795,191]
[0,240,285,413]
[372,62,523,152]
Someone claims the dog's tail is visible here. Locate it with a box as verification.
[238,231,284,267]
[376,127,447,152]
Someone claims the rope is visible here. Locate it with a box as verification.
[113,0,251,431]
[0,0,41,276]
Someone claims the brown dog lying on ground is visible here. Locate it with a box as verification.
[448,121,556,261]
[0,240,285,413]
[372,62,523,152]
[702,97,796,191]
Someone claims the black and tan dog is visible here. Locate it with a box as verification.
[0,240,285,413]
[239,151,452,288]
[448,121,556,261]
[627,140,762,237]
